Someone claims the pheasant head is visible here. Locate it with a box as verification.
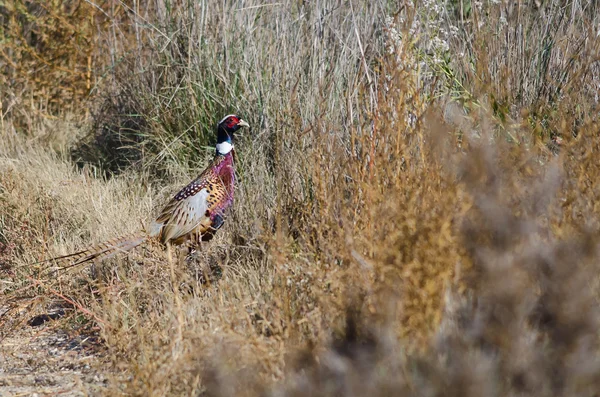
[216,114,250,155]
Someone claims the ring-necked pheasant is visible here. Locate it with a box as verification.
[38,114,250,270]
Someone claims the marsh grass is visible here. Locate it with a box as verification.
[2,0,600,395]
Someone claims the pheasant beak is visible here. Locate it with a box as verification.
[237,119,250,129]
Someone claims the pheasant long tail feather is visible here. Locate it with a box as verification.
[35,232,148,271]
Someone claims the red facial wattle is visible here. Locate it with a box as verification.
[225,117,240,130]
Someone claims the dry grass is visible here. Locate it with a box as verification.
[2,0,600,396]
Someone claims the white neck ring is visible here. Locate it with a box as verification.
[216,141,234,155]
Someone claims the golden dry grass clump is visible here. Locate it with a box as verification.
[1,1,106,126]
[2,0,600,396]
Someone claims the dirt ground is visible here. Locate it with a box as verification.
[0,307,107,397]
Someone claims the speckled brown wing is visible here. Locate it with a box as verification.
[189,162,235,243]
[149,156,234,245]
